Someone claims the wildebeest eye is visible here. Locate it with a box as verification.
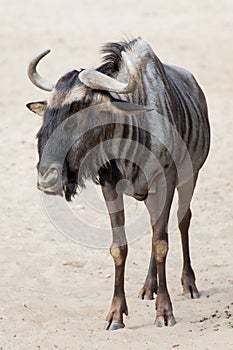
[70,101,82,115]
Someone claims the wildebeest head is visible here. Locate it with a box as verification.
[26,46,150,200]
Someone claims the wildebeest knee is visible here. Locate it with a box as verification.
[110,243,128,266]
[153,240,168,263]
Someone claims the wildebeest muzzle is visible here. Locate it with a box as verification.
[37,163,64,196]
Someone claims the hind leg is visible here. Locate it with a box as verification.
[138,247,157,300]
[177,175,200,299]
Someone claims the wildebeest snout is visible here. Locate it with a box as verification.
[37,163,62,194]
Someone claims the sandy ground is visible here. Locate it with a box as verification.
[1,0,233,349]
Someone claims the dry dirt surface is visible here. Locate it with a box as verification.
[1,1,233,349]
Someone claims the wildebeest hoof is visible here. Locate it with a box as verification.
[138,287,155,300]
[181,269,200,299]
[183,288,200,299]
[105,321,125,331]
[155,315,176,327]
[138,278,157,300]
[182,279,200,299]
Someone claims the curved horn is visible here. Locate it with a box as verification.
[27,49,55,91]
[79,51,139,94]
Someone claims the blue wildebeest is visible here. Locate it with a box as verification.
[26,37,210,329]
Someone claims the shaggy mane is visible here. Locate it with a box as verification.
[97,38,139,76]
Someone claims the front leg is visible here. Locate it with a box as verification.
[102,183,128,330]
[145,177,176,327]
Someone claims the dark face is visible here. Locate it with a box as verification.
[27,69,149,200]
[28,69,94,197]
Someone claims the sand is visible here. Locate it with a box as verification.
[1,0,233,349]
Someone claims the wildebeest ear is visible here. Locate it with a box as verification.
[26,101,47,117]
[109,96,153,115]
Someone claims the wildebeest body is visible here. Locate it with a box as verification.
[27,37,210,329]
